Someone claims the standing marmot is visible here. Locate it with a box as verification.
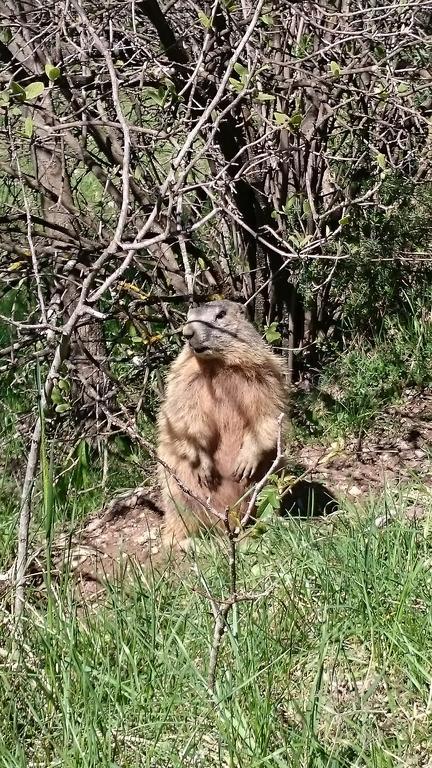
[157,300,287,550]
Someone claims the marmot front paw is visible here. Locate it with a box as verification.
[233,451,260,481]
[197,458,220,490]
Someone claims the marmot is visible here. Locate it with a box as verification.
[156,300,287,550]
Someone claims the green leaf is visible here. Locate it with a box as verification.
[0,27,11,44]
[58,377,70,392]
[25,81,45,100]
[288,112,302,129]
[10,81,26,100]
[288,232,301,247]
[377,87,389,102]
[397,82,410,95]
[0,90,9,107]
[376,152,387,170]
[257,484,280,516]
[45,63,61,81]
[23,116,33,138]
[303,199,312,216]
[338,214,350,227]
[282,195,296,214]
[146,86,166,106]
[257,502,276,521]
[51,387,64,405]
[77,440,89,468]
[55,403,71,414]
[260,13,273,25]
[8,261,24,271]
[229,77,243,92]
[274,111,288,126]
[264,322,281,344]
[329,60,341,77]
[233,62,248,79]
[256,92,275,102]
[198,10,212,28]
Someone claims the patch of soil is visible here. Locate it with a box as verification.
[52,487,165,601]
[296,388,432,499]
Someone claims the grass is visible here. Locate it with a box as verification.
[1,487,432,767]
[293,310,432,440]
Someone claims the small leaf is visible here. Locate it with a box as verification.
[329,60,341,77]
[229,77,243,92]
[144,333,163,346]
[397,82,410,95]
[164,77,177,95]
[0,90,9,107]
[145,86,166,106]
[55,403,71,414]
[23,116,33,138]
[288,112,302,129]
[0,27,12,44]
[8,261,24,271]
[256,92,275,102]
[233,62,248,79]
[257,503,276,521]
[257,484,280,514]
[25,81,45,100]
[260,13,273,25]
[274,111,288,126]
[51,387,64,405]
[376,87,389,102]
[198,10,212,28]
[58,378,70,392]
[283,196,296,214]
[250,522,270,538]
[77,440,89,467]
[10,81,26,100]
[264,322,281,344]
[376,152,387,170]
[338,214,350,227]
[303,199,312,216]
[45,63,61,81]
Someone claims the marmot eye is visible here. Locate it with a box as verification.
[215,309,226,321]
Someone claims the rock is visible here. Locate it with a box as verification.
[348,485,362,497]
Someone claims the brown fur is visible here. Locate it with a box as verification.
[156,301,287,550]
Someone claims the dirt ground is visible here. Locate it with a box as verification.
[51,388,432,599]
[297,387,432,497]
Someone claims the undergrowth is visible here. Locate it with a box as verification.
[294,309,432,440]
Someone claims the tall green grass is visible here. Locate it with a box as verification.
[1,490,432,767]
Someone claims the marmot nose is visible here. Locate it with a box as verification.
[182,323,194,340]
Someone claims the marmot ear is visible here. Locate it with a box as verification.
[237,303,247,317]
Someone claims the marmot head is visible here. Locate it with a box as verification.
[182,300,259,359]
